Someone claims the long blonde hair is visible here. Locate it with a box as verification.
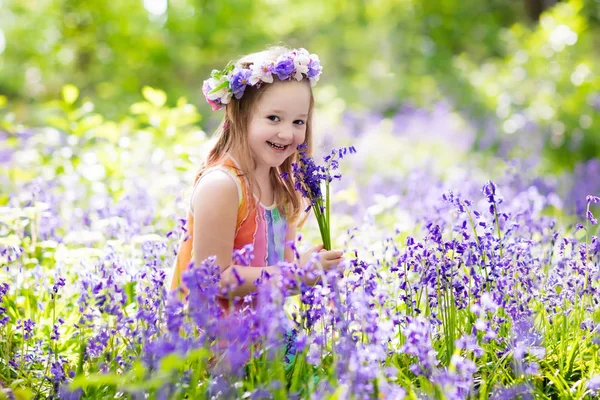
[195,46,315,225]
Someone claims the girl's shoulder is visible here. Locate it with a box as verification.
[189,155,246,215]
[189,168,241,215]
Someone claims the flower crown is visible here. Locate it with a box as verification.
[202,48,322,111]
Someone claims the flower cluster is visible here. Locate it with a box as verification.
[285,144,356,250]
[202,48,322,111]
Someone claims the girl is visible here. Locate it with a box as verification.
[170,46,344,312]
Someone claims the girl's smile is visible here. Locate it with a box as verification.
[266,141,289,151]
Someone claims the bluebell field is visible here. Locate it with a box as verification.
[2,93,600,399]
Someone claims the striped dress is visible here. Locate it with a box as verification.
[169,153,288,311]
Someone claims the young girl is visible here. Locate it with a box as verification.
[170,46,344,312]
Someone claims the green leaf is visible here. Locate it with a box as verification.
[74,114,104,136]
[142,86,167,108]
[46,115,70,132]
[124,281,136,306]
[12,388,33,400]
[326,383,349,400]
[289,351,308,392]
[94,121,121,143]
[176,96,188,107]
[208,80,229,95]
[159,353,185,372]
[72,372,123,388]
[62,84,79,105]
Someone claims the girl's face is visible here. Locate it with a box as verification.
[247,80,311,171]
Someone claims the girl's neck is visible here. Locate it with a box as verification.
[228,150,270,180]
[252,164,273,206]
[253,164,271,183]
[228,150,274,205]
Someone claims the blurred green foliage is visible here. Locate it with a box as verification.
[0,0,599,170]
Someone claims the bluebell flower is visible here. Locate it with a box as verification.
[588,375,600,393]
[587,210,598,225]
[587,195,600,204]
[400,317,439,376]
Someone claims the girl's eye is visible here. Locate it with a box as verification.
[294,120,305,126]
[267,115,280,122]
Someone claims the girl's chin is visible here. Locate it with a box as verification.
[262,153,292,168]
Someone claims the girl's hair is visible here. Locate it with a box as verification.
[194,45,314,225]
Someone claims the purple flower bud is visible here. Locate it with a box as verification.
[587,210,598,225]
[587,195,600,204]
[482,180,496,197]
[274,58,295,80]
[591,236,600,253]
[21,318,36,340]
[231,267,245,286]
[230,68,252,100]
[307,59,322,78]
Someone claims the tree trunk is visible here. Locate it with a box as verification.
[524,0,559,21]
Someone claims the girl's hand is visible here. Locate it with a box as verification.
[299,244,344,285]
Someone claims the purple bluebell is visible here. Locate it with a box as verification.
[400,317,439,376]
[588,375,600,393]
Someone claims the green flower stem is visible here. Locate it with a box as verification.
[312,196,331,251]
[493,203,503,259]
[326,179,330,248]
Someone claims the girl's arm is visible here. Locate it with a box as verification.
[284,223,297,263]
[190,170,284,298]
[188,172,341,298]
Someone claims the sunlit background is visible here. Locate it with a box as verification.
[2,1,600,398]
[2,0,599,167]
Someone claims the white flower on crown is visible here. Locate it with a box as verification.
[292,48,311,81]
[309,75,320,87]
[220,89,232,104]
[249,61,274,85]
[205,75,231,104]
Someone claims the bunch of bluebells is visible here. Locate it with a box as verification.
[284,144,356,250]
[202,47,322,111]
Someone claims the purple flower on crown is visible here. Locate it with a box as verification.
[307,58,322,86]
[308,59,322,79]
[274,57,295,81]
[230,68,252,100]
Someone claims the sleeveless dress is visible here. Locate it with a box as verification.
[169,153,288,312]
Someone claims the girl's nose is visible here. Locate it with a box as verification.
[278,128,293,141]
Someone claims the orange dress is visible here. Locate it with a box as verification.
[170,153,288,311]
